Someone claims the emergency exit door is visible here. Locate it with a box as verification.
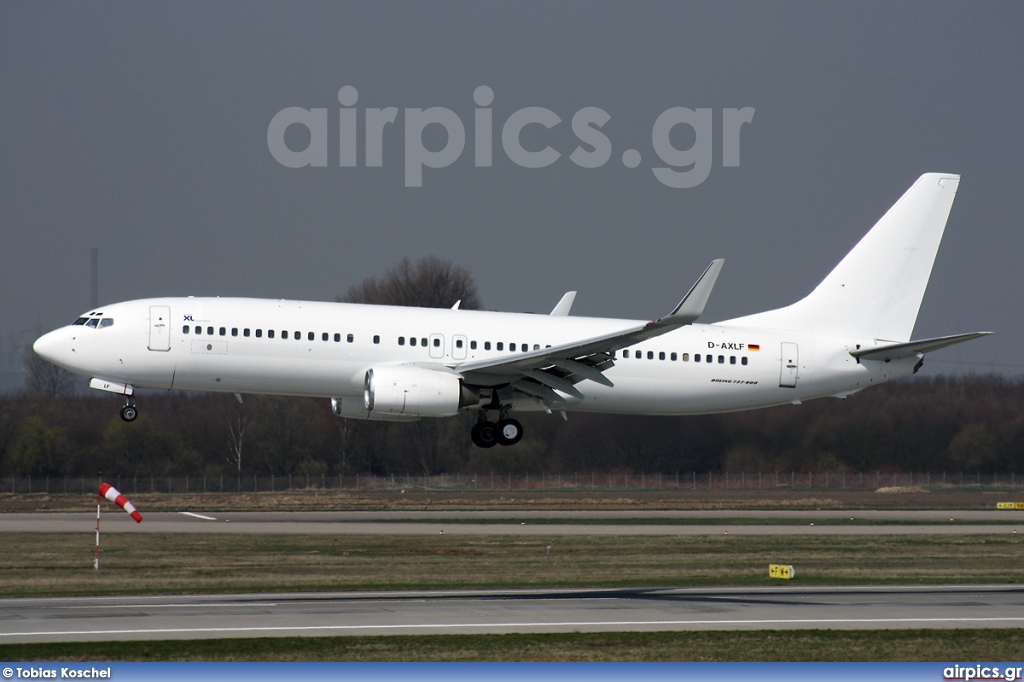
[779,342,798,388]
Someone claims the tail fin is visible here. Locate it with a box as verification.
[721,173,960,341]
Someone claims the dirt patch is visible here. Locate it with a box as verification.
[876,486,930,494]
[0,488,1007,513]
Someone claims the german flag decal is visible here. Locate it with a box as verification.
[748,344,760,351]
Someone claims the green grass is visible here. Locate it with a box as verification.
[2,532,1022,598]
[3,629,1023,661]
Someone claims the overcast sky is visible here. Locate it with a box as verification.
[2,2,1022,392]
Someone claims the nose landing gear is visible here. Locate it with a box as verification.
[120,397,138,422]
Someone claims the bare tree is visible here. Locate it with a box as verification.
[340,256,482,310]
[23,347,76,397]
[227,411,247,473]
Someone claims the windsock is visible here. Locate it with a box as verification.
[99,483,142,523]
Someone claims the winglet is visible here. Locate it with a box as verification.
[661,259,724,325]
[549,291,577,316]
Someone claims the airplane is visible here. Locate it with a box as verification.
[33,173,990,448]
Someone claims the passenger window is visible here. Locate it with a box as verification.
[207,326,214,335]
[322,333,328,341]
[334,333,341,342]
[182,325,190,334]
[484,342,491,350]
[683,353,689,361]
[348,334,354,343]
[86,318,99,328]
[730,356,736,364]
[470,341,477,350]
[244,329,250,337]
[219,327,226,336]
[718,355,724,364]
[659,352,666,360]
[694,354,701,363]
[671,352,677,361]
[432,338,440,347]
[533,344,540,350]
[421,337,427,346]
[496,342,504,351]
[742,356,748,366]
[268,330,275,339]
[308,332,315,341]
[374,335,381,344]
[231,328,238,337]
[256,329,263,338]
[456,339,463,348]
[295,332,301,341]
[624,349,630,358]
[399,337,405,346]
[647,351,654,359]
[510,343,516,351]
[706,354,712,363]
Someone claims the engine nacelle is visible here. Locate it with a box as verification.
[331,397,420,422]
[363,366,478,418]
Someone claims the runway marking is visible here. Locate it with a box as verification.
[6,617,1024,638]
[48,602,279,610]
[179,512,217,520]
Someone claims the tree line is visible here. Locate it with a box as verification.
[5,371,1023,479]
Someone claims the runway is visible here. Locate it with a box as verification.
[2,585,1023,643]
[3,509,1023,535]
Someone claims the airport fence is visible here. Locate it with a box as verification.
[2,470,1023,495]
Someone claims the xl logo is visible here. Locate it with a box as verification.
[183,315,194,322]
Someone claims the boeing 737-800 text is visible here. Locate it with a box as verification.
[34,173,990,447]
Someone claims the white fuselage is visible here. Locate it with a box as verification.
[34,296,916,416]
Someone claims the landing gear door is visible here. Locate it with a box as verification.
[780,342,798,388]
[148,306,171,352]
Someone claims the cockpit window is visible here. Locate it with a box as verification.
[86,319,99,328]
[98,318,114,328]
[73,317,89,325]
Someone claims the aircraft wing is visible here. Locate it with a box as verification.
[451,260,723,401]
[849,331,992,362]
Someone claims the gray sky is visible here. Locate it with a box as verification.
[2,1,1022,392]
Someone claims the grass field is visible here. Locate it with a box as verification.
[2,532,1022,597]
[4,630,1024,662]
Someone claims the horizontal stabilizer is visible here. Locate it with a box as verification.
[850,332,992,361]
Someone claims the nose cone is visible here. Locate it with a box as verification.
[33,329,67,367]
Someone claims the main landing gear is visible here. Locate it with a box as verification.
[120,397,138,422]
[471,408,522,448]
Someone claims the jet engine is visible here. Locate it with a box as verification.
[362,366,478,418]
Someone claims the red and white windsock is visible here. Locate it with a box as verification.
[99,483,142,523]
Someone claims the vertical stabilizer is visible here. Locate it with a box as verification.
[720,173,960,341]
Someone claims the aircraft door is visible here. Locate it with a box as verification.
[779,342,798,388]
[429,333,445,359]
[148,306,171,352]
[452,335,468,360]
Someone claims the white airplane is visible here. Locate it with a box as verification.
[34,173,990,448]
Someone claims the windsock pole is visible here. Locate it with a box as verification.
[95,470,101,571]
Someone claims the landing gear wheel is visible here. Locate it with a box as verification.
[120,405,138,422]
[497,418,523,446]
[471,421,499,449]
